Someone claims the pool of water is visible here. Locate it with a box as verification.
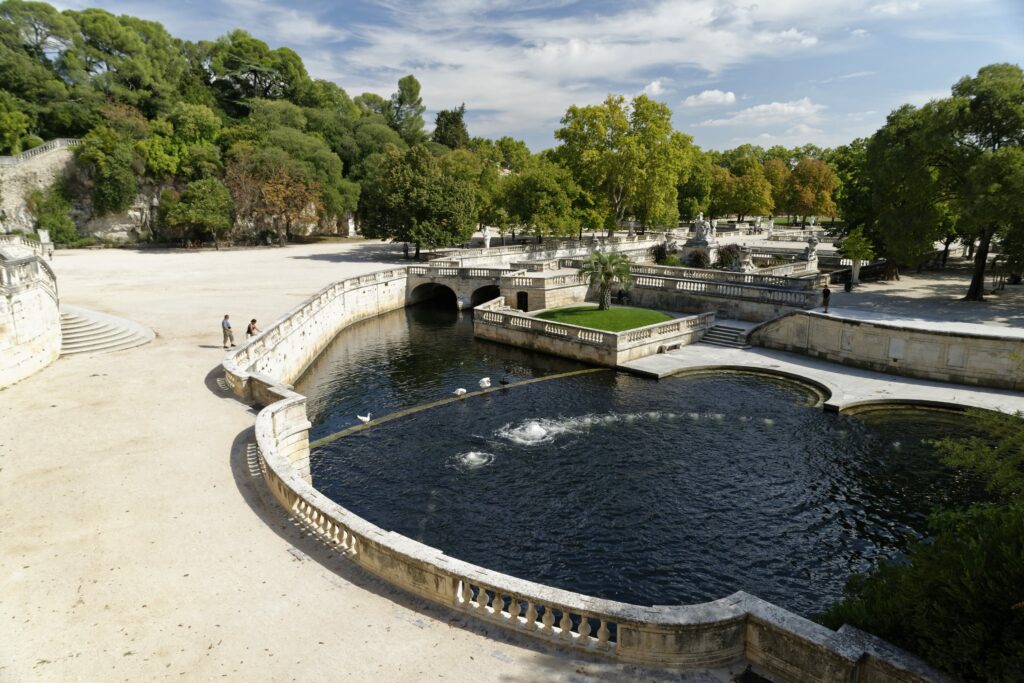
[296,306,984,617]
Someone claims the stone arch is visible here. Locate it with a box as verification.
[408,282,459,308]
[470,285,501,308]
[516,291,529,311]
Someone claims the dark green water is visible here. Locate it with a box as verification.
[296,306,985,616]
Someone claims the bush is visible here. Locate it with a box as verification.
[687,248,711,268]
[821,504,1024,680]
[26,183,78,244]
[662,255,681,266]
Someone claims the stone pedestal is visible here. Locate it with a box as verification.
[681,240,719,266]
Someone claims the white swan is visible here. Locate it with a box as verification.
[357,413,371,423]
[478,377,491,389]
[453,388,467,397]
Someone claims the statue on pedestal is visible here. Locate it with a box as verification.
[482,226,492,249]
[803,236,819,261]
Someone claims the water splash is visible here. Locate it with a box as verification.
[496,412,681,446]
[455,451,496,469]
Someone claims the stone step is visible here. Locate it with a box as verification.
[63,329,137,349]
[58,304,155,356]
[698,324,750,349]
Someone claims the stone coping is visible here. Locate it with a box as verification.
[221,263,946,682]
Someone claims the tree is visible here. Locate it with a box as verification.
[706,164,734,218]
[838,227,876,284]
[501,156,580,241]
[209,30,309,111]
[949,64,1024,300]
[554,95,635,235]
[762,158,792,217]
[677,151,713,220]
[359,144,476,256]
[259,165,321,246]
[0,0,76,62]
[828,139,872,231]
[787,158,838,224]
[432,103,469,149]
[730,163,774,221]
[386,74,426,144]
[580,251,633,310]
[76,124,138,215]
[165,178,234,248]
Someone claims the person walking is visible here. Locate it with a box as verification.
[822,285,832,314]
[222,314,235,348]
[246,319,260,338]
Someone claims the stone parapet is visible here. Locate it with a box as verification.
[750,310,1024,391]
[0,242,61,387]
[473,297,713,366]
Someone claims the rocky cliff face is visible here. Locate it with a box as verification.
[0,147,76,234]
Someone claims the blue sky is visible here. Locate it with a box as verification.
[54,0,1024,151]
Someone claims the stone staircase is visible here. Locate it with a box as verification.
[699,323,750,349]
[60,304,154,356]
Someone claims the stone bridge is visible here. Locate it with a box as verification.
[406,265,514,309]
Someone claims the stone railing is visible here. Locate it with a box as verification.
[633,275,820,309]
[221,265,943,682]
[407,265,517,280]
[473,297,714,365]
[559,259,820,291]
[508,272,587,288]
[433,234,664,267]
[754,260,815,277]
[0,138,81,167]
[0,233,46,256]
[0,254,58,303]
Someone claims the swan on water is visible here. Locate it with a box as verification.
[479,377,491,389]
[453,388,467,397]
[357,413,371,423]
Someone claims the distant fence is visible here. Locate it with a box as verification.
[0,138,81,167]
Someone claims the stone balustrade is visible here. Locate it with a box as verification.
[221,264,944,682]
[633,275,820,309]
[407,265,516,279]
[559,259,821,290]
[474,297,714,365]
[1,249,60,387]
[0,138,81,166]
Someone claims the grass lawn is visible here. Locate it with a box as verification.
[535,305,673,332]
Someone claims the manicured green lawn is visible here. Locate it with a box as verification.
[535,305,673,332]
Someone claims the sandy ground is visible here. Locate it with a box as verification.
[1,241,743,682]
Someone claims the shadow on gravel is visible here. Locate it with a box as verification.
[288,242,407,264]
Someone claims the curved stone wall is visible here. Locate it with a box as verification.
[222,265,943,682]
[0,241,60,387]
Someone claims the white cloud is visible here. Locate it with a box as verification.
[698,97,826,127]
[680,89,737,108]
[642,79,667,96]
[869,1,921,16]
[851,28,869,37]
[813,70,876,84]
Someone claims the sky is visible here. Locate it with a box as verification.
[52,0,1024,151]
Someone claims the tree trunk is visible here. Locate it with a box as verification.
[964,226,995,301]
[940,237,953,268]
[414,241,421,259]
[967,239,975,258]
[884,261,900,281]
[600,287,611,310]
[851,261,861,285]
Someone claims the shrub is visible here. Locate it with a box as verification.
[662,255,681,266]
[26,182,78,244]
[687,248,711,268]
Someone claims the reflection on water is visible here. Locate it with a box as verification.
[294,304,590,441]
[299,305,986,616]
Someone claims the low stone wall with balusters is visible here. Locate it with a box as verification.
[629,275,821,322]
[221,264,943,682]
[473,297,714,366]
[0,250,61,387]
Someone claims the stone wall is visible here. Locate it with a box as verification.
[751,311,1024,391]
[0,251,61,387]
[629,276,820,322]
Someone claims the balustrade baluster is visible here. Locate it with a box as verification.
[578,616,591,641]
[597,620,611,649]
[524,601,538,629]
[491,592,504,618]
[541,606,555,633]
[559,610,573,639]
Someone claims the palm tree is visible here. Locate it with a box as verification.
[580,251,633,310]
